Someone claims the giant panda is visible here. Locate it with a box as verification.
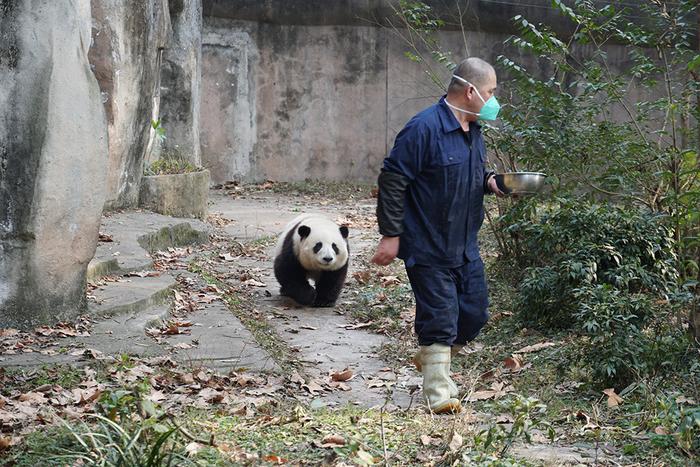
[273,214,349,307]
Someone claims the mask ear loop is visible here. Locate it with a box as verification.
[452,74,486,104]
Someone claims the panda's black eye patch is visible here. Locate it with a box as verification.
[313,242,322,253]
[332,243,339,254]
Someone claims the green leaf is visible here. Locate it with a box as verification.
[688,54,700,72]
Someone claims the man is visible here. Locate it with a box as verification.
[372,57,503,414]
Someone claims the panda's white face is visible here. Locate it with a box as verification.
[296,223,349,272]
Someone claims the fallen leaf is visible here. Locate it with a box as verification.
[302,380,325,395]
[380,275,400,287]
[352,270,372,285]
[327,381,351,391]
[503,355,523,371]
[676,396,696,405]
[195,370,210,383]
[603,388,623,407]
[337,321,373,330]
[19,391,47,404]
[467,381,512,401]
[289,372,305,385]
[654,426,668,435]
[199,388,226,404]
[72,387,102,405]
[186,442,204,457]
[320,434,346,447]
[515,342,556,353]
[263,454,287,464]
[124,271,160,278]
[179,373,196,385]
[0,328,19,338]
[173,342,195,350]
[0,438,9,451]
[448,432,463,453]
[355,449,375,465]
[330,369,353,382]
[242,279,266,287]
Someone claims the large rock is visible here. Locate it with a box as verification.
[89,0,172,210]
[159,0,203,167]
[0,0,109,329]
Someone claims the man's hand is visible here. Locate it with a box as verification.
[487,175,506,197]
[372,236,400,266]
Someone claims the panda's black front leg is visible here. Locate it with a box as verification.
[313,263,349,307]
[274,247,316,306]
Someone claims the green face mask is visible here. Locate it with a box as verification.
[450,74,501,121]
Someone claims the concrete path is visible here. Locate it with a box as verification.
[207,189,417,408]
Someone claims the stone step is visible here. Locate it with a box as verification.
[88,274,176,319]
[88,211,210,281]
[0,303,173,368]
[79,303,172,358]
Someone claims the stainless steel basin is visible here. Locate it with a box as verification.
[494,172,547,195]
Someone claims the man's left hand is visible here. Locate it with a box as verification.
[487,175,505,197]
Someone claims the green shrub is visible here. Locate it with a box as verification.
[144,157,198,176]
[505,200,686,387]
[510,200,677,327]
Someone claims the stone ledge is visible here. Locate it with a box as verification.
[88,211,210,281]
[139,169,210,219]
[88,274,176,319]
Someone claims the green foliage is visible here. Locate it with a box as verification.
[144,156,197,176]
[35,384,192,466]
[506,200,685,386]
[151,119,166,142]
[511,201,676,323]
[490,0,700,284]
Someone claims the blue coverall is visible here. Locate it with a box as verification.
[379,96,493,346]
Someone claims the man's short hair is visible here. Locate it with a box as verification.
[448,58,495,93]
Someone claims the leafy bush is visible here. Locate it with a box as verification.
[510,200,677,326]
[505,200,685,386]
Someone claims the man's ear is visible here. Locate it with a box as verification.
[339,225,349,239]
[465,85,475,101]
[298,225,311,238]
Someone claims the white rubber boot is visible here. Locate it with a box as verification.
[413,345,464,398]
[419,344,462,414]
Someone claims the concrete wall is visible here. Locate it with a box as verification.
[200,1,653,183]
[159,0,203,166]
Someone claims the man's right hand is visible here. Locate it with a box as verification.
[372,236,400,266]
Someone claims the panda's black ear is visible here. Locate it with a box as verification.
[339,225,349,239]
[298,225,311,239]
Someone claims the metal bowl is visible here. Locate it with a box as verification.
[494,172,547,195]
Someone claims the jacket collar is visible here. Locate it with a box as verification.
[438,96,481,134]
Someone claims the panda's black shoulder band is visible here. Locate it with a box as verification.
[376,169,410,237]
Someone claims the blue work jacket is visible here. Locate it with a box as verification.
[383,96,489,267]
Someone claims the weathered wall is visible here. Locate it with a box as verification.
[199,0,652,183]
[159,0,203,166]
[0,0,109,328]
[201,19,387,182]
[90,0,172,210]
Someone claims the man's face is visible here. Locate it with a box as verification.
[465,72,497,118]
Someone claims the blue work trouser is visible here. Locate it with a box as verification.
[406,258,489,346]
